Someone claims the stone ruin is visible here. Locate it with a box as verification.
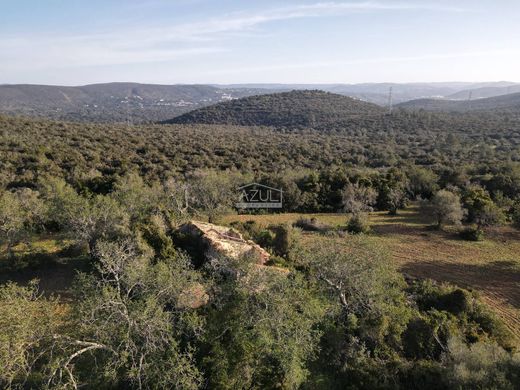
[177,221,288,294]
[177,220,271,265]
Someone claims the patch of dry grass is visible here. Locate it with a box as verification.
[222,205,520,343]
[218,212,349,229]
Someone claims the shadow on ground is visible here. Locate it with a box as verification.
[400,259,520,309]
[0,254,91,299]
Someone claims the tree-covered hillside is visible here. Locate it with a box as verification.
[167,90,386,128]
[2,109,520,190]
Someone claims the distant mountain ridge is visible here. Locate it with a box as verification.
[216,81,520,105]
[446,85,520,100]
[396,92,520,112]
[0,83,273,123]
[166,90,385,128]
[1,81,519,123]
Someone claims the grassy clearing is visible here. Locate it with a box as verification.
[219,212,349,229]
[221,205,520,343]
[0,234,90,298]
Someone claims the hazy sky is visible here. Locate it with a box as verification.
[1,0,519,85]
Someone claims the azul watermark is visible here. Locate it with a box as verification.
[236,183,283,209]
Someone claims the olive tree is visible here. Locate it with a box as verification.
[378,169,409,215]
[512,201,520,229]
[0,282,62,388]
[0,189,46,258]
[164,178,193,222]
[421,190,466,229]
[462,185,505,228]
[474,202,506,229]
[385,187,407,215]
[71,196,130,253]
[300,238,403,316]
[342,183,377,234]
[42,178,129,253]
[405,166,439,199]
[445,337,520,389]
[342,182,377,215]
[0,191,26,258]
[111,172,164,223]
[188,170,245,223]
[49,239,204,389]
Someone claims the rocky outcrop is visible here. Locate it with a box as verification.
[176,221,288,298]
[178,221,270,265]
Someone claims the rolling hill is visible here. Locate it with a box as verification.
[446,84,520,100]
[218,82,520,105]
[166,90,386,128]
[2,82,518,123]
[0,83,272,123]
[397,92,520,113]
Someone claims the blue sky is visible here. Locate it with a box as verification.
[1,0,519,85]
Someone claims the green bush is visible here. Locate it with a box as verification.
[226,221,277,250]
[255,229,275,249]
[0,282,62,387]
[402,310,454,360]
[270,223,300,258]
[229,220,264,241]
[347,213,371,234]
[139,215,177,259]
[459,227,484,241]
[398,360,449,390]
[412,280,474,315]
[171,231,208,267]
[293,217,329,232]
[2,251,56,272]
[446,337,520,389]
[470,305,516,351]
[511,201,520,229]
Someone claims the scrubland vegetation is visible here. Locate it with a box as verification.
[1,100,520,389]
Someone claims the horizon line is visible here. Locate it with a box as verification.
[1,80,519,88]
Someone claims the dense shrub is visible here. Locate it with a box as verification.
[230,220,279,250]
[293,217,329,232]
[57,242,89,258]
[462,185,506,228]
[511,201,520,229]
[446,338,520,389]
[402,310,454,360]
[0,283,62,388]
[412,281,472,314]
[459,226,485,241]
[2,110,520,387]
[3,113,520,215]
[271,223,300,258]
[347,213,371,234]
[229,220,263,240]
